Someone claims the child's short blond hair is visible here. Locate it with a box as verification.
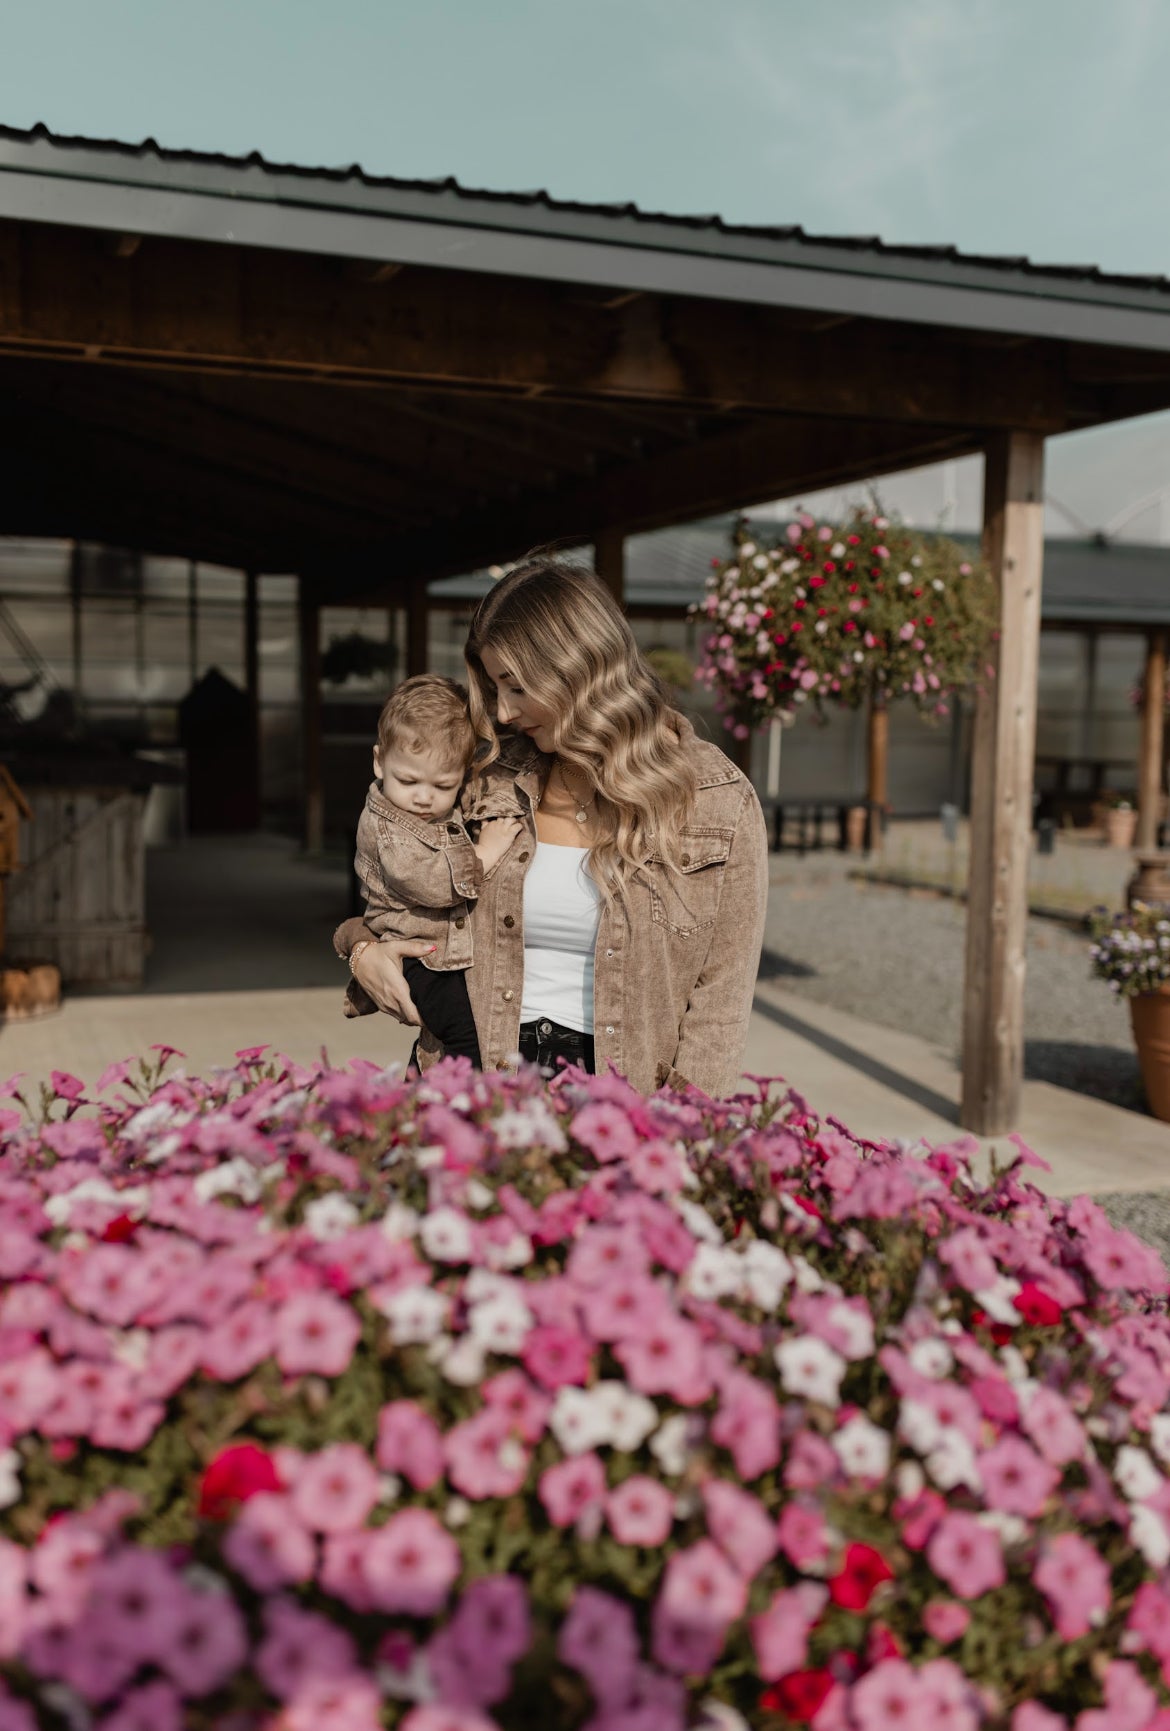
[376,674,477,771]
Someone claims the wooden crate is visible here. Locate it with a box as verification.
[6,786,148,988]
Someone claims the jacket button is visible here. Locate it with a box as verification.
[605,1025,615,1036]
[503,914,515,928]
[605,948,614,958]
[503,989,514,1001]
[518,850,530,863]
[681,853,691,866]
[455,917,466,929]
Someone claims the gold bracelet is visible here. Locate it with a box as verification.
[349,939,373,977]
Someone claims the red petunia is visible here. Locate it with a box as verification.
[1013,1282,1063,1327]
[829,1541,894,1610]
[760,1669,835,1721]
[100,1213,139,1244]
[198,1443,281,1520]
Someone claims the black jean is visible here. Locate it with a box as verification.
[402,957,481,1067]
[518,1016,596,1078]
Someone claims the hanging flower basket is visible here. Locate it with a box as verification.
[694,510,997,740]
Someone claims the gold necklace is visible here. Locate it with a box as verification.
[555,760,594,826]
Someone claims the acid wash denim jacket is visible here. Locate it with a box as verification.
[342,779,515,1018]
[335,717,769,1098]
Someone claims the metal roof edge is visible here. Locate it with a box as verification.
[3,126,1170,350]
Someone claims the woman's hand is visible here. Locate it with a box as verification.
[472,816,523,876]
[350,937,434,1026]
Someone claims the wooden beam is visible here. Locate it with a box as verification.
[593,528,626,605]
[244,568,261,826]
[0,220,1087,431]
[961,431,1046,1136]
[1137,628,1167,851]
[343,416,982,595]
[298,585,323,852]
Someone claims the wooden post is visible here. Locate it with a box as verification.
[593,528,626,605]
[866,686,890,851]
[406,581,429,678]
[961,431,1046,1136]
[298,583,323,853]
[244,570,261,829]
[1137,628,1167,851]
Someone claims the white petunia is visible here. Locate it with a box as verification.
[591,1382,658,1453]
[674,1199,723,1247]
[739,1240,793,1311]
[303,1193,360,1242]
[926,1431,982,1493]
[898,1399,943,1455]
[979,1510,1026,1548]
[775,1337,846,1408]
[1131,1504,1170,1569]
[1115,1445,1162,1502]
[464,1178,494,1211]
[907,1338,953,1380]
[894,1460,925,1501]
[1149,1413,1170,1465]
[686,1242,742,1301]
[972,1276,1022,1325]
[492,1102,567,1153]
[791,1255,828,1294]
[481,1230,533,1271]
[193,1157,263,1202]
[832,1415,890,1479]
[467,1292,534,1356]
[432,1334,486,1387]
[375,1286,449,1344]
[826,1301,875,1360]
[0,1448,21,1510]
[697,1699,751,1731]
[380,1202,419,1242]
[550,1387,611,1456]
[650,1414,692,1476]
[419,1207,474,1264]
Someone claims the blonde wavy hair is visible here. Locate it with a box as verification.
[465,555,699,894]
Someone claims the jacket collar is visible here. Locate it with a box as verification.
[363,781,458,847]
[491,714,742,804]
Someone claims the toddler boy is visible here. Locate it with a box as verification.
[344,674,519,1064]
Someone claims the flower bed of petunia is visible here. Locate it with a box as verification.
[2,1051,1170,1731]
[695,511,997,738]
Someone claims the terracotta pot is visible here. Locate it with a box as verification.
[845,805,868,853]
[1131,988,1170,1122]
[1105,807,1138,849]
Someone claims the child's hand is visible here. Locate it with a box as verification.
[473,816,523,875]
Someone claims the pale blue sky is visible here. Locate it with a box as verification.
[3,0,1170,535]
[2,0,1168,274]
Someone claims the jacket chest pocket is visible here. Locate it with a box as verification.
[647,827,733,938]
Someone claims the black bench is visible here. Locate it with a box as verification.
[759,797,872,856]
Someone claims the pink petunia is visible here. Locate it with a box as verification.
[926,1512,1005,1600]
[255,1598,358,1702]
[222,1492,316,1591]
[273,1290,361,1377]
[97,1679,183,1731]
[701,1478,778,1579]
[751,1582,828,1681]
[377,1399,446,1489]
[607,1475,675,1547]
[921,1599,971,1644]
[155,1585,248,1697]
[614,1313,711,1406]
[1021,1387,1086,1466]
[362,1507,461,1616]
[480,1369,551,1444]
[654,1539,747,1674]
[570,1102,638,1164]
[539,1453,607,1529]
[777,1498,831,1570]
[283,1673,385,1731]
[979,1435,1059,1518]
[586,1274,668,1342]
[710,1373,782,1478]
[557,1585,640,1707]
[199,1301,276,1382]
[290,1443,381,1534]
[1034,1532,1111,1639]
[521,1324,593,1390]
[445,1409,529,1500]
[850,1659,931,1731]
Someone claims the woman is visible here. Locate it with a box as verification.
[337,556,768,1098]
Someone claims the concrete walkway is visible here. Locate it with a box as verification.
[2,834,1167,1199]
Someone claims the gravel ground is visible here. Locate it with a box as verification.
[763,856,1142,1112]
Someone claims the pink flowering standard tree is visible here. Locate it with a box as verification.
[0,1048,1170,1728]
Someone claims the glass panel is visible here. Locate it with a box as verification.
[0,539,71,594]
[80,601,140,702]
[142,605,194,703]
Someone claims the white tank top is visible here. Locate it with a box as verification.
[520,842,602,1034]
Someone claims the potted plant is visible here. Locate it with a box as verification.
[1102,793,1139,850]
[1090,899,1170,1118]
